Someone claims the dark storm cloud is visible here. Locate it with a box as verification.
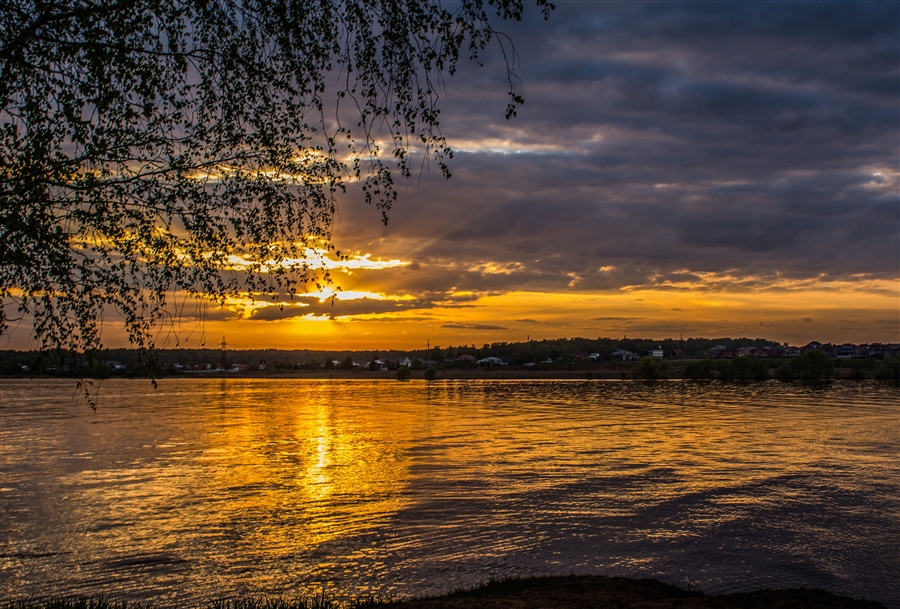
[331,1,898,302]
[245,299,411,321]
[441,323,508,331]
[590,317,643,322]
[243,288,494,322]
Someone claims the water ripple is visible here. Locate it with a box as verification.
[1,378,897,606]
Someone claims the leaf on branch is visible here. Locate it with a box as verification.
[1,0,552,363]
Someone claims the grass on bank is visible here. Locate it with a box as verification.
[2,575,888,609]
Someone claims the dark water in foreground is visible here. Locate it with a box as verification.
[1,379,897,607]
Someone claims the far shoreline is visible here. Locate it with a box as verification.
[3,367,896,382]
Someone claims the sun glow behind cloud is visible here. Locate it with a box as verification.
[224,249,409,273]
[167,265,898,351]
[302,287,416,302]
[9,235,896,350]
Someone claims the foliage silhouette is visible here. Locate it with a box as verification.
[874,354,900,383]
[1,0,553,360]
[776,349,835,382]
[684,357,769,381]
[683,359,714,380]
[633,356,669,380]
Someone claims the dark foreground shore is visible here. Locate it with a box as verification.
[3,576,888,609]
[376,575,888,609]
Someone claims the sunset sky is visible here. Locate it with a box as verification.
[7,1,900,351]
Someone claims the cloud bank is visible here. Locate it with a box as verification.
[5,2,895,350]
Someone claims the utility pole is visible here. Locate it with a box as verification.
[220,336,227,369]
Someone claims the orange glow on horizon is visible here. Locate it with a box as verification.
[106,280,900,351]
[2,259,896,351]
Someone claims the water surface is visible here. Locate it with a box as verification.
[1,379,897,606]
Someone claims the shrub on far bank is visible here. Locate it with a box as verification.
[684,360,715,380]
[394,366,411,381]
[424,366,438,381]
[732,357,770,381]
[633,357,669,380]
[683,358,768,381]
[776,349,835,381]
[874,354,900,383]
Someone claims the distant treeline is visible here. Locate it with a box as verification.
[0,336,778,375]
[4,336,897,380]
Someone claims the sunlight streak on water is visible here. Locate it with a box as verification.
[0,379,897,606]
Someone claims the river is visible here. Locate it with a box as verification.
[1,378,897,606]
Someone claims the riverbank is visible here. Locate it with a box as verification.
[2,576,889,609]
[6,359,896,381]
[375,575,888,608]
[8,367,893,381]
[234,368,630,380]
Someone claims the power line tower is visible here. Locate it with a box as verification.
[220,336,227,369]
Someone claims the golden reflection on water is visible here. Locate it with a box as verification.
[0,379,897,606]
[178,381,417,553]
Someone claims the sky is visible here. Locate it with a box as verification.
[7,1,900,352]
